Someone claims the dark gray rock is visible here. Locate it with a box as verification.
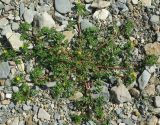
[0,62,10,79]
[55,0,71,14]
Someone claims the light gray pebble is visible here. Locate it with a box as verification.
[0,3,4,10]
[150,15,159,24]
[156,32,160,42]
[23,9,36,23]
[23,104,31,111]
[19,2,25,18]
[11,22,19,31]
[1,25,12,36]
[80,19,95,31]
[0,62,10,79]
[9,102,15,109]
[154,96,160,107]
[55,0,71,14]
[12,86,19,93]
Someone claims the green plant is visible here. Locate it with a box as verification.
[70,114,82,124]
[144,55,158,66]
[123,19,134,37]
[12,83,31,103]
[75,1,86,16]
[12,74,25,85]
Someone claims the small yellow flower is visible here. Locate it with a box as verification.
[3,50,7,53]
[16,76,20,81]
[77,51,82,55]
[130,71,137,79]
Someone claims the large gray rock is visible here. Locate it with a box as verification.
[19,2,25,18]
[38,108,50,120]
[1,25,12,36]
[55,0,71,14]
[34,12,55,29]
[5,32,24,51]
[0,18,9,29]
[138,70,151,90]
[111,83,132,103]
[80,19,95,31]
[0,3,4,9]
[0,62,10,79]
[156,32,160,42]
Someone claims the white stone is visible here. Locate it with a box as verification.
[11,117,19,125]
[93,9,110,20]
[23,9,36,23]
[5,32,24,51]
[91,1,111,8]
[17,59,25,72]
[1,25,12,35]
[138,70,151,90]
[6,93,12,99]
[132,0,138,4]
[0,18,9,29]
[38,108,50,120]
[155,96,160,108]
[111,83,132,103]
[34,12,55,29]
[141,0,152,7]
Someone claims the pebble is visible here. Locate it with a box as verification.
[80,19,94,31]
[0,62,10,79]
[141,0,152,7]
[93,9,110,20]
[1,100,10,105]
[144,42,160,56]
[85,0,93,3]
[156,85,160,94]
[34,12,55,29]
[147,116,158,125]
[154,96,160,108]
[38,108,50,120]
[0,92,5,100]
[91,1,110,8]
[22,104,31,111]
[150,15,159,24]
[0,3,4,10]
[1,25,12,36]
[157,32,160,42]
[69,91,83,101]
[132,0,138,4]
[62,30,74,43]
[5,93,12,99]
[23,9,36,24]
[0,18,9,29]
[55,0,71,14]
[11,22,19,31]
[129,88,140,98]
[111,83,132,103]
[1,0,10,4]
[19,2,25,18]
[5,32,24,51]
[11,117,19,125]
[138,70,151,90]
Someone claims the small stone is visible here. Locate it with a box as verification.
[5,32,24,51]
[138,70,151,90]
[38,108,50,120]
[150,15,159,24]
[111,83,132,103]
[1,25,12,36]
[80,19,95,31]
[0,18,8,29]
[144,42,160,56]
[132,0,138,4]
[0,92,5,100]
[19,121,25,125]
[93,9,110,20]
[85,0,93,3]
[55,0,71,14]
[155,96,160,108]
[1,99,10,105]
[0,62,10,79]
[0,80,5,86]
[8,14,14,20]
[19,2,25,18]
[17,59,25,72]
[46,82,57,88]
[156,32,160,42]
[11,22,19,31]
[5,93,12,99]
[62,31,74,43]
[0,3,4,10]
[34,12,55,29]
[69,91,83,101]
[156,85,160,94]
[129,88,140,98]
[91,1,110,8]
[23,9,36,24]
[1,0,10,4]
[141,0,152,6]
[11,117,19,125]
[144,84,155,96]
[147,116,158,125]
[23,104,31,111]
[115,2,129,12]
